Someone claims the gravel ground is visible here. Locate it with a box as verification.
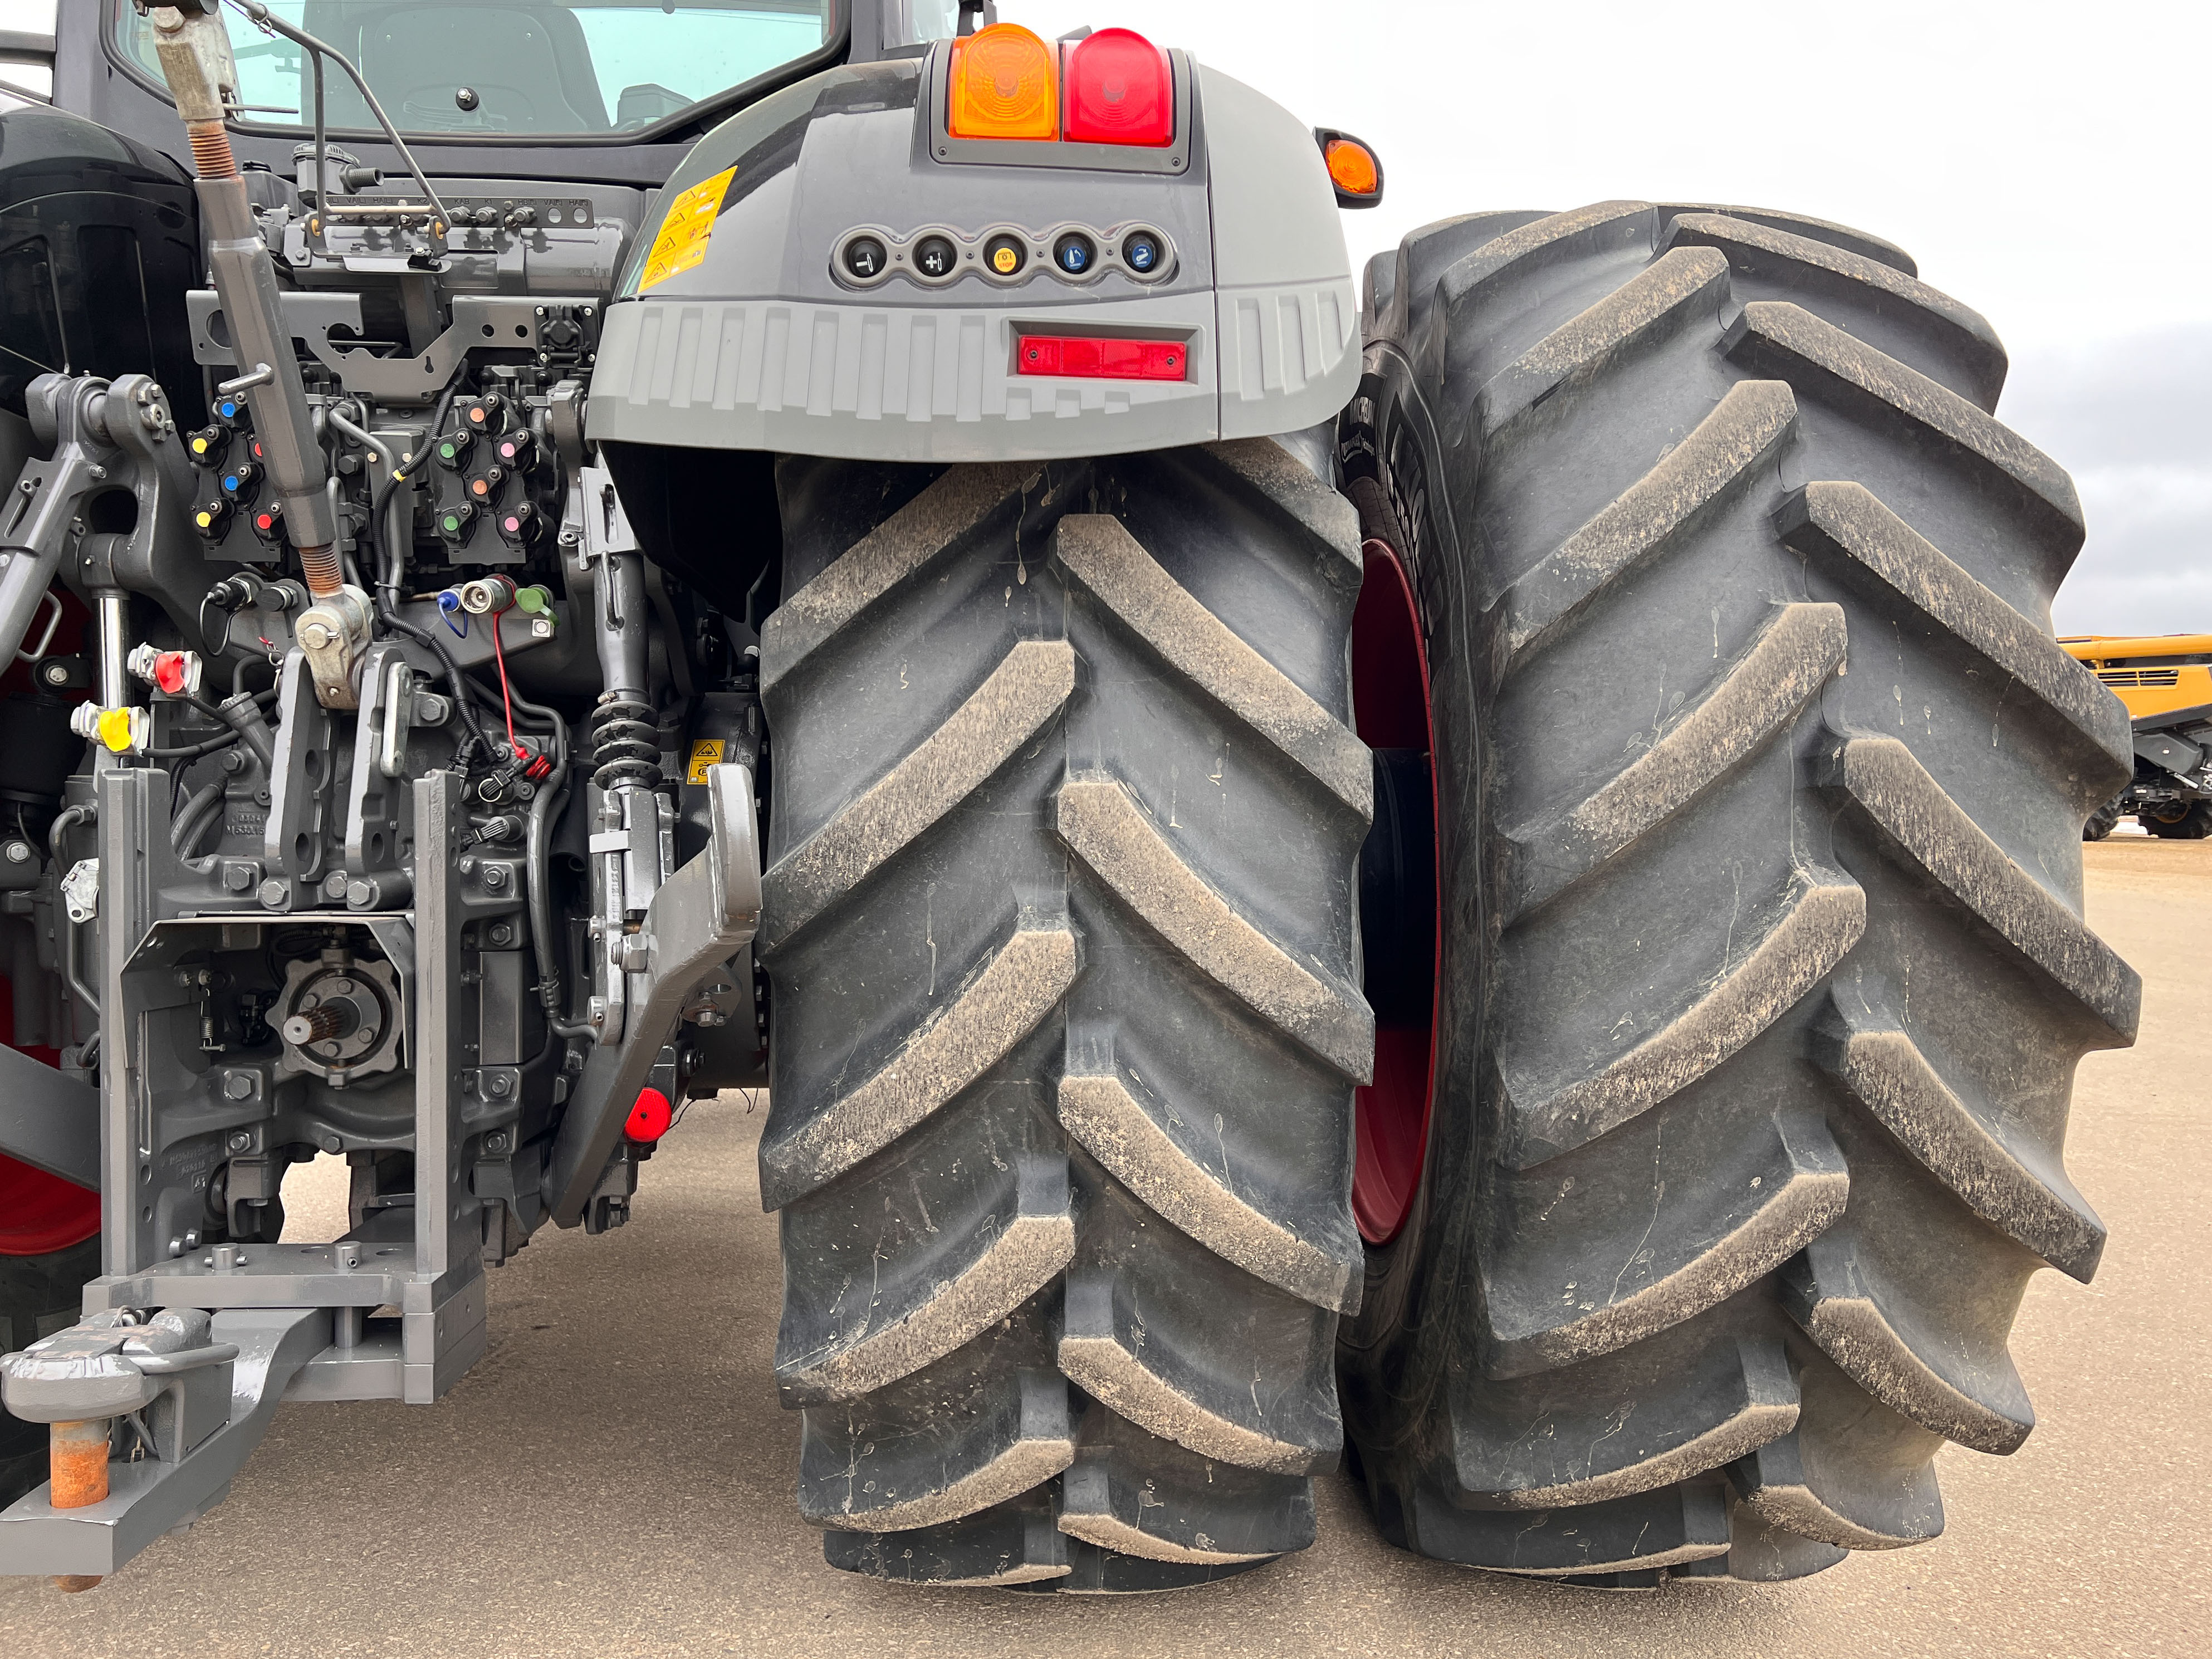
[1,837,2204,1657]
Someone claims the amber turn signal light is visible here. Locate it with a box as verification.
[1316,129,1384,208]
[950,23,1059,140]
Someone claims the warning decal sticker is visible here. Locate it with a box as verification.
[639,166,738,292]
[686,739,727,784]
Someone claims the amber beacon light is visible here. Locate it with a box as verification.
[949,23,1060,140]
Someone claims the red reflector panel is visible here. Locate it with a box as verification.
[626,1087,674,1143]
[1016,334,1187,381]
[1064,27,1173,146]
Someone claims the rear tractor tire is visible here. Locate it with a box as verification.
[1335,201,2139,1585]
[757,442,1373,1589]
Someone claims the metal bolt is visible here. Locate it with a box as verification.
[212,1244,240,1270]
[226,863,255,892]
[485,1131,507,1151]
[2,840,28,863]
[482,863,507,890]
[488,921,512,946]
[223,1073,254,1100]
[487,1072,512,1098]
[298,620,334,650]
[226,1130,253,1153]
[258,877,288,909]
[321,1133,342,1154]
[322,871,349,901]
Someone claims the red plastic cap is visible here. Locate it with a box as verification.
[625,1087,673,1143]
[1065,28,1173,146]
[1016,333,1187,381]
[153,652,193,696]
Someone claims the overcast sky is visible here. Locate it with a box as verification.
[4,0,2202,633]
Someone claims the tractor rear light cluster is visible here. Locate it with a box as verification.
[948,24,1175,148]
[1015,333,1188,381]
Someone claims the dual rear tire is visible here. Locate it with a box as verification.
[1337,202,2135,1583]
[759,202,2136,1589]
[757,443,1372,1588]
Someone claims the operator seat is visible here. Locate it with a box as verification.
[302,3,611,134]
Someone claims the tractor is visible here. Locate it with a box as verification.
[0,0,2135,1596]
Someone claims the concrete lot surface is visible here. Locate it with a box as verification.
[2,838,2204,1657]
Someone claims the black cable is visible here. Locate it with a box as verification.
[375,601,497,752]
[170,780,226,858]
[145,731,241,761]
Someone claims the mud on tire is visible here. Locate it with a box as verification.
[757,441,1372,1588]
[1337,202,2138,1584]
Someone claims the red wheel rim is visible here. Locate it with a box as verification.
[0,1153,99,1256]
[1350,540,1440,1245]
[0,971,99,1256]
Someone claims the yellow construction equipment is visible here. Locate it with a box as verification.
[2063,634,2212,837]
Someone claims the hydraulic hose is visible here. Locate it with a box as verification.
[529,770,596,1041]
[170,780,227,860]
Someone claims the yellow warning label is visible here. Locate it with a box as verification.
[639,165,737,292]
[686,738,726,784]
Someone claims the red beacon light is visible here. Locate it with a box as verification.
[1064,27,1173,147]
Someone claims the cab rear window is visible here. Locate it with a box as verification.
[112,1,839,139]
